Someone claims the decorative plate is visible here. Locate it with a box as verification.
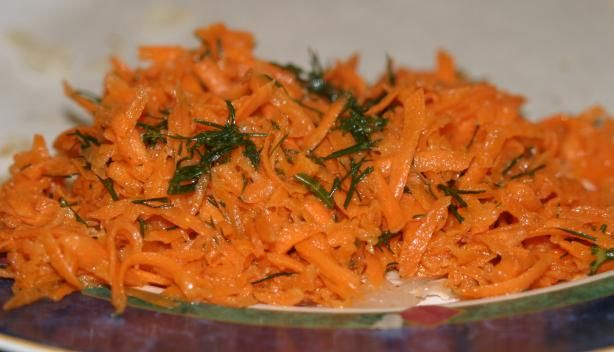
[0,1,613,351]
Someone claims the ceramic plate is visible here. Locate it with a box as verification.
[0,1,613,351]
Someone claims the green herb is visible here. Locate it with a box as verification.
[70,130,100,149]
[294,173,335,208]
[412,214,426,219]
[168,100,261,194]
[509,164,546,180]
[270,134,288,155]
[502,153,523,176]
[137,119,168,147]
[74,89,101,104]
[43,173,79,179]
[361,92,387,112]
[251,271,295,285]
[207,196,221,208]
[138,217,146,237]
[338,105,388,144]
[466,125,479,149]
[375,231,402,252]
[322,141,374,161]
[418,173,437,199]
[385,54,396,86]
[448,204,464,223]
[168,163,210,195]
[270,120,281,131]
[275,54,387,163]
[590,246,614,274]
[274,53,386,157]
[271,62,303,77]
[600,224,608,234]
[97,176,119,201]
[343,158,373,208]
[437,184,485,208]
[132,197,170,208]
[240,173,249,195]
[502,147,535,176]
[59,197,87,225]
[304,50,341,101]
[557,227,597,242]
[273,51,341,101]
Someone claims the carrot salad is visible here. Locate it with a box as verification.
[1,23,614,312]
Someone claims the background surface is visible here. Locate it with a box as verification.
[0,1,613,169]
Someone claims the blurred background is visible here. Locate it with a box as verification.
[0,0,613,172]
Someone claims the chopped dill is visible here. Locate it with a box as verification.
[375,231,402,252]
[251,271,295,285]
[97,176,119,201]
[59,197,87,225]
[557,227,597,242]
[590,246,614,274]
[70,130,100,149]
[294,173,335,208]
[168,101,262,194]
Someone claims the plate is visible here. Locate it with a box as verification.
[0,1,614,351]
[0,274,614,352]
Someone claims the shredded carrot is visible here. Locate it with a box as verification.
[1,23,614,312]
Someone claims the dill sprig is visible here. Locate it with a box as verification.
[322,141,375,161]
[270,134,288,155]
[74,89,101,104]
[385,54,396,86]
[437,184,485,208]
[97,175,119,201]
[137,119,168,147]
[59,197,87,225]
[275,52,387,160]
[557,227,597,242]
[375,231,402,252]
[437,183,485,223]
[448,204,464,223]
[303,50,342,101]
[295,157,372,209]
[251,271,295,285]
[600,224,608,234]
[70,130,100,149]
[502,147,533,175]
[168,101,262,194]
[466,125,479,149]
[338,101,388,144]
[138,217,146,237]
[272,51,341,101]
[509,164,546,180]
[342,158,373,208]
[590,246,614,274]
[294,173,335,208]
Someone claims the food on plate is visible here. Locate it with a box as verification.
[1,23,613,312]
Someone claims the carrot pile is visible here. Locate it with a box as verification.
[1,23,614,312]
